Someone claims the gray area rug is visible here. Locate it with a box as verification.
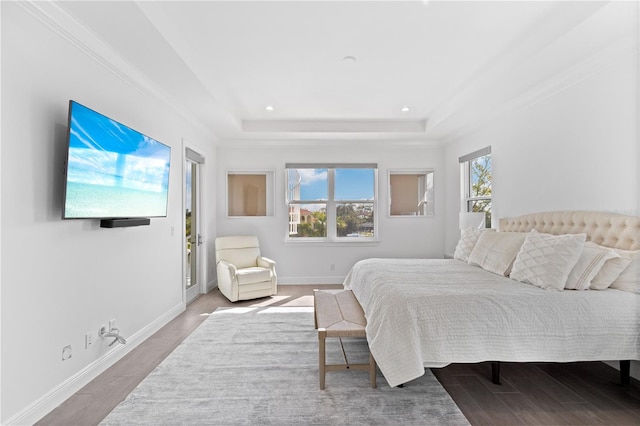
[101,306,469,425]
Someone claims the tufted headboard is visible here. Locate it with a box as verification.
[498,211,640,251]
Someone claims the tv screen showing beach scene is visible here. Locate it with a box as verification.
[63,101,171,219]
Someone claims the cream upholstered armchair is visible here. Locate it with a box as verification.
[215,236,277,302]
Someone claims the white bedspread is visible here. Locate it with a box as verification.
[343,258,640,387]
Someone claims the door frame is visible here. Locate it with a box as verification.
[183,144,206,304]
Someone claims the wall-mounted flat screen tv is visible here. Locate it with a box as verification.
[63,100,171,220]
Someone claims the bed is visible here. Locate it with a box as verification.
[343,211,640,387]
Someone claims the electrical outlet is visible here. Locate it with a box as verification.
[62,345,72,361]
[330,264,335,271]
[109,319,117,331]
[85,332,94,349]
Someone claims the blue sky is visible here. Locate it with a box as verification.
[295,168,374,200]
[67,101,171,191]
[70,101,170,160]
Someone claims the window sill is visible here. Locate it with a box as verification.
[388,214,435,218]
[284,238,380,247]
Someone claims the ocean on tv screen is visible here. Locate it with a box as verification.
[65,181,168,218]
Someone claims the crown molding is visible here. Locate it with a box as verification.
[16,1,217,141]
[215,137,443,149]
[242,119,427,133]
[441,32,638,143]
[427,1,616,143]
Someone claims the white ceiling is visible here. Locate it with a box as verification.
[54,1,636,145]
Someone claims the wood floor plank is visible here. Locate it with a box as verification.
[497,370,594,424]
[562,402,623,425]
[539,363,640,424]
[500,362,585,403]
[569,362,640,400]
[496,392,573,426]
[439,383,495,426]
[453,375,526,425]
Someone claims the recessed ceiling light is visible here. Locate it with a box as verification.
[265,105,274,111]
[401,106,411,112]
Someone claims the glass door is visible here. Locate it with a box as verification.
[185,148,204,304]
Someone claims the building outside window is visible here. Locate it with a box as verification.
[286,163,377,241]
[460,147,492,227]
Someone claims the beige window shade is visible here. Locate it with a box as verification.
[389,170,434,216]
[228,174,267,216]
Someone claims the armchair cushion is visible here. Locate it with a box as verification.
[236,267,272,285]
[215,236,262,269]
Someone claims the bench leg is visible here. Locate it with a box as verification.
[319,329,326,390]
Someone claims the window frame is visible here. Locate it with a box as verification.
[388,169,435,217]
[459,147,492,228]
[226,169,274,217]
[285,163,378,243]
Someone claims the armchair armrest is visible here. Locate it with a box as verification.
[257,256,277,292]
[257,256,276,269]
[217,259,237,279]
[216,259,240,301]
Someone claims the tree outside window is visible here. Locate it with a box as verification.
[461,149,492,228]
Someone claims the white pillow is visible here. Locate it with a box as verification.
[453,228,494,262]
[467,231,526,276]
[565,242,619,290]
[510,230,586,291]
[590,246,635,290]
[609,251,640,293]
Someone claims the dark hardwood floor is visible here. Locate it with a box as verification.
[38,285,640,425]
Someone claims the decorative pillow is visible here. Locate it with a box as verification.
[590,246,635,290]
[467,231,527,276]
[564,242,619,290]
[510,230,586,291]
[453,228,494,262]
[609,251,640,293]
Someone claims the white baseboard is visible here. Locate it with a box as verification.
[277,276,345,285]
[7,302,185,426]
[208,276,344,287]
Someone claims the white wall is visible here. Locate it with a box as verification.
[216,142,445,283]
[444,47,639,254]
[0,4,216,423]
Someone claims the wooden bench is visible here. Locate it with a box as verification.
[313,289,376,390]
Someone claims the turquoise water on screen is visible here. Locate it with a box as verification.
[65,182,168,218]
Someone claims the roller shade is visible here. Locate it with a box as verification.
[459,146,491,163]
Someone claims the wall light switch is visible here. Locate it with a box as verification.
[85,332,94,349]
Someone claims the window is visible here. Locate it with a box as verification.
[227,171,274,216]
[460,147,492,227]
[286,163,377,241]
[388,170,434,216]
